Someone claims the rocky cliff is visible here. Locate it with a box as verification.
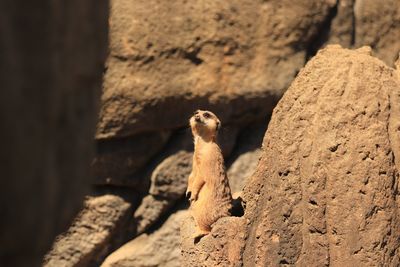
[0,1,108,267]
[181,44,400,266]
[42,0,400,266]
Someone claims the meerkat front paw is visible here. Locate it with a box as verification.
[189,191,199,202]
[185,190,192,200]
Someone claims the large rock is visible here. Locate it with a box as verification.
[181,215,246,267]
[328,0,400,66]
[102,209,188,267]
[354,0,400,66]
[132,151,192,235]
[44,194,135,267]
[97,0,336,139]
[227,123,266,193]
[242,45,400,266]
[0,1,108,266]
[92,131,171,185]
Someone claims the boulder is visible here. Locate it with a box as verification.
[132,151,192,235]
[227,150,261,194]
[44,194,135,267]
[97,0,336,139]
[92,131,171,185]
[102,209,188,267]
[0,1,108,266]
[328,0,355,48]
[227,123,266,193]
[181,215,246,267]
[327,0,400,66]
[149,151,193,199]
[242,45,400,266]
[354,0,400,66]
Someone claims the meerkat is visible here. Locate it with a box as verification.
[186,110,233,239]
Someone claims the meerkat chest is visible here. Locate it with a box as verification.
[194,143,215,161]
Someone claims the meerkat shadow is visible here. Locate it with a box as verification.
[230,196,244,217]
[193,235,205,244]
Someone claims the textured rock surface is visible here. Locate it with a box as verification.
[0,1,108,266]
[242,45,400,266]
[181,215,246,267]
[328,0,400,66]
[92,131,171,184]
[149,151,193,199]
[44,195,134,267]
[227,150,260,194]
[227,123,266,193]
[102,209,188,267]
[97,0,336,139]
[131,150,192,235]
[328,0,355,48]
[354,0,400,66]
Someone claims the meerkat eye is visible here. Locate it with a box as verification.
[194,110,199,115]
[203,112,211,118]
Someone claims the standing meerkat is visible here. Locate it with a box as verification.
[186,110,233,239]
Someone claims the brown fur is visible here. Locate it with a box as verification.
[186,110,233,238]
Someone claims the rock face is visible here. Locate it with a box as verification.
[0,1,108,267]
[92,131,171,185]
[354,0,400,66]
[97,0,336,139]
[241,45,400,266]
[44,194,135,267]
[328,0,400,66]
[181,215,246,267]
[102,209,188,267]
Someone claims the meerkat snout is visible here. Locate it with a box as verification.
[190,110,221,140]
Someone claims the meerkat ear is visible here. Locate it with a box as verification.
[216,121,221,131]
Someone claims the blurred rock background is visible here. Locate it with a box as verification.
[1,0,399,266]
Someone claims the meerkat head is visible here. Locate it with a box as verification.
[189,110,221,141]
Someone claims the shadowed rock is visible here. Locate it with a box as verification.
[44,194,135,267]
[0,1,108,266]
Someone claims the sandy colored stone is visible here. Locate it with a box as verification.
[149,151,193,199]
[97,0,336,139]
[44,195,134,267]
[227,123,266,193]
[242,45,400,266]
[227,149,261,194]
[328,0,355,48]
[354,0,400,66]
[102,209,188,267]
[92,131,171,185]
[181,215,246,267]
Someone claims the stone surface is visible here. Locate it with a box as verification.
[132,195,172,236]
[0,1,108,266]
[327,0,400,66]
[181,215,246,267]
[97,0,336,139]
[44,194,134,267]
[92,131,171,185]
[102,209,188,267]
[227,123,266,193]
[328,0,355,48]
[354,0,400,66]
[132,151,192,235]
[242,45,400,266]
[227,149,261,194]
[149,151,193,199]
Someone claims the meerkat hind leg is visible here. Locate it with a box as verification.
[192,226,210,239]
[192,226,210,241]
